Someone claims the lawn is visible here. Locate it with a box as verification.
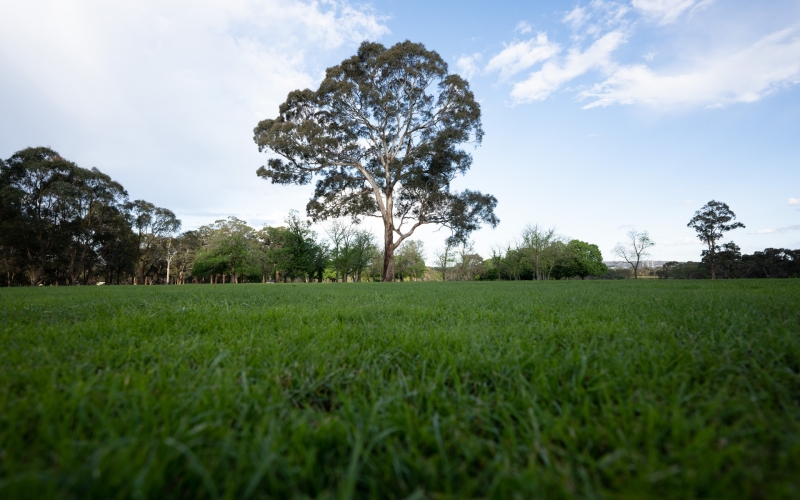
[1,280,799,499]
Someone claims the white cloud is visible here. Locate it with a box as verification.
[632,0,711,25]
[789,197,800,205]
[516,21,532,34]
[485,33,561,81]
[752,225,800,234]
[0,0,388,228]
[563,6,588,30]
[579,27,800,108]
[510,30,626,102]
[576,1,631,37]
[456,53,483,79]
[644,51,656,61]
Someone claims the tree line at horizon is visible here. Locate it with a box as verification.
[0,147,422,286]
[3,40,797,285]
[1,147,797,286]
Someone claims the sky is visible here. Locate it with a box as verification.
[1,0,799,263]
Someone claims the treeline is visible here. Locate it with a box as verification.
[0,147,181,286]
[0,147,432,286]
[658,245,800,279]
[435,224,608,281]
[159,215,428,284]
[4,148,795,285]
[181,214,382,284]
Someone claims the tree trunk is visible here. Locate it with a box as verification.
[382,224,395,282]
[33,244,47,286]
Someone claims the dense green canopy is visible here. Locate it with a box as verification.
[254,40,498,281]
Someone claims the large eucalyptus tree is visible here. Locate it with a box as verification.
[687,200,745,279]
[254,40,498,281]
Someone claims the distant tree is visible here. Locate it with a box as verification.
[325,220,355,282]
[65,166,128,285]
[214,218,257,284]
[1,147,80,285]
[706,241,743,279]
[560,240,608,279]
[193,218,258,284]
[433,239,455,281]
[613,230,654,279]
[126,200,181,285]
[172,231,200,284]
[742,248,799,279]
[687,200,745,280]
[348,229,377,282]
[503,245,529,281]
[394,240,427,281]
[451,241,483,281]
[253,40,498,282]
[518,224,570,280]
[255,226,286,283]
[96,209,138,285]
[656,261,707,280]
[283,211,328,282]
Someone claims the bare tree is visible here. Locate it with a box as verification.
[613,230,655,279]
[433,239,455,281]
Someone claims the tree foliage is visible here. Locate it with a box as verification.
[687,200,745,279]
[658,246,799,279]
[254,40,498,281]
[557,240,608,280]
[394,240,427,281]
[0,147,140,285]
[478,226,606,280]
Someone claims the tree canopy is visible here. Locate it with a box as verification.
[687,200,745,279]
[254,40,498,281]
[558,240,608,280]
[0,147,135,285]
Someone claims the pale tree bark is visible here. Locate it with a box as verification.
[613,230,654,279]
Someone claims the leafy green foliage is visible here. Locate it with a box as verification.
[253,40,498,280]
[1,281,799,498]
[0,147,132,285]
[687,200,745,279]
[556,240,608,280]
[192,217,258,283]
[394,240,426,281]
[658,247,800,279]
[480,227,606,280]
[0,147,183,286]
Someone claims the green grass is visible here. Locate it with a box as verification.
[1,281,799,499]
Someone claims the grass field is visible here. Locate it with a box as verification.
[1,281,799,499]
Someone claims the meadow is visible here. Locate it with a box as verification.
[1,280,799,499]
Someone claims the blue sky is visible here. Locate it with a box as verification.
[1,0,799,262]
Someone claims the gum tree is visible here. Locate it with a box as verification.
[253,40,498,281]
[687,200,745,279]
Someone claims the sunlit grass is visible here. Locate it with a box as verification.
[1,280,799,499]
